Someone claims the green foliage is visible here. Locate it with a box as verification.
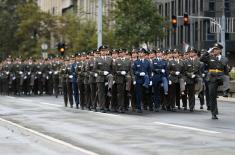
[0,0,27,58]
[112,0,166,48]
[229,68,235,80]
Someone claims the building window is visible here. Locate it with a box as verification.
[159,5,162,15]
[171,1,175,16]
[192,0,196,13]
[209,0,215,11]
[207,21,215,41]
[225,0,230,12]
[225,33,230,40]
[185,0,188,13]
[200,0,203,11]
[195,22,198,42]
[178,0,182,15]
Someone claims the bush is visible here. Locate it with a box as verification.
[229,68,235,80]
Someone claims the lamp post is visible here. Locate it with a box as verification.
[97,0,102,48]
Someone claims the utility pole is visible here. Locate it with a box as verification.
[221,0,226,56]
[97,0,103,48]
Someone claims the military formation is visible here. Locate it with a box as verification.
[0,43,229,119]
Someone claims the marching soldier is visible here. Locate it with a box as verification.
[77,52,86,110]
[94,45,113,113]
[151,49,168,112]
[71,54,80,109]
[89,50,99,111]
[184,48,201,111]
[130,49,138,111]
[110,49,119,112]
[113,49,132,113]
[167,50,185,111]
[52,57,61,98]
[84,52,92,110]
[200,43,229,119]
[132,48,151,113]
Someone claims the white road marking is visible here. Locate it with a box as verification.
[19,98,32,102]
[88,111,119,117]
[6,96,16,99]
[39,102,62,107]
[0,118,100,155]
[154,121,221,134]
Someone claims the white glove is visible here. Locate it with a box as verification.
[207,48,213,53]
[202,73,205,77]
[103,71,109,76]
[140,72,145,76]
[113,81,116,84]
[38,72,42,75]
[161,69,165,73]
[46,76,49,80]
[121,71,126,75]
[49,71,52,74]
[175,71,180,75]
[149,81,152,86]
[54,71,58,75]
[191,74,196,78]
[69,75,73,78]
[94,73,98,77]
[28,72,31,75]
[133,81,136,85]
[19,71,23,75]
[6,71,9,75]
[169,80,172,85]
[12,76,16,80]
[105,82,108,86]
[24,76,27,79]
[151,72,154,76]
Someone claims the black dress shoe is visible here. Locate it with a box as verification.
[154,108,160,112]
[136,109,142,113]
[190,109,194,112]
[183,107,187,110]
[207,106,211,111]
[212,115,218,119]
[200,106,203,109]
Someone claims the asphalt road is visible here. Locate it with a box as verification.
[0,95,235,155]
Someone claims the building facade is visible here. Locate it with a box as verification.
[156,0,235,59]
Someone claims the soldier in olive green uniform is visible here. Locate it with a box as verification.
[200,43,228,119]
[184,48,201,111]
[113,49,132,113]
[94,46,113,113]
[89,50,99,111]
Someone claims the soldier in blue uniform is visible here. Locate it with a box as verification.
[151,49,168,112]
[132,48,151,113]
[71,54,80,109]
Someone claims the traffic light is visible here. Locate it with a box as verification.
[58,42,65,56]
[184,13,189,26]
[172,15,177,29]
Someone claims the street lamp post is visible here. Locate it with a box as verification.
[97,0,102,48]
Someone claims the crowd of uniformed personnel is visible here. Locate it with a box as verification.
[0,43,229,119]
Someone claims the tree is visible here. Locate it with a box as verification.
[112,0,166,48]
[16,1,54,57]
[0,0,27,58]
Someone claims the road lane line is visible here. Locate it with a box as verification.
[19,98,32,102]
[154,121,221,134]
[0,118,100,155]
[39,102,62,107]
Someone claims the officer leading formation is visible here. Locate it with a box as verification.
[0,43,229,119]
